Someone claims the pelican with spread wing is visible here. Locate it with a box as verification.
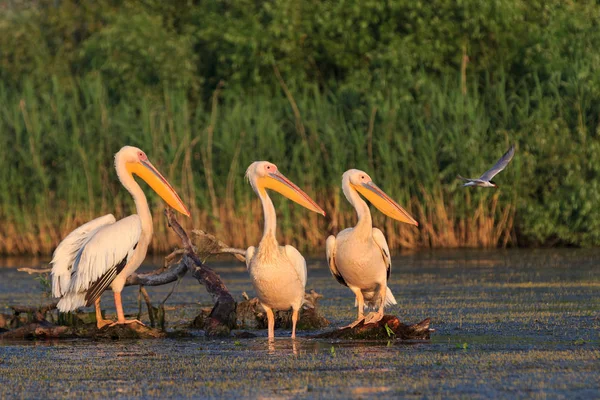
[326,169,418,327]
[51,146,190,328]
[245,161,325,339]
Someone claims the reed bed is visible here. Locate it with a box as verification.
[0,72,596,255]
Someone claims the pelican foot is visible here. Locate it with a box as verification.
[96,318,114,329]
[363,311,384,325]
[340,316,365,329]
[108,319,145,327]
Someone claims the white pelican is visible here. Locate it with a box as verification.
[51,146,190,328]
[245,161,325,339]
[326,169,418,327]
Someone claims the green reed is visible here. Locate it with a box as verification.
[0,70,598,255]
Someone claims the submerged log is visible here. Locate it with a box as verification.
[0,320,166,340]
[0,321,74,340]
[314,316,434,341]
[91,322,166,339]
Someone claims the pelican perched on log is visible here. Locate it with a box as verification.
[51,146,190,328]
[326,169,418,327]
[245,161,325,339]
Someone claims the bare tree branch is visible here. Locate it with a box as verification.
[191,229,246,262]
[18,267,51,274]
[165,209,237,335]
[125,262,188,287]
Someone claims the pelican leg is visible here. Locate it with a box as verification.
[291,307,299,339]
[364,284,386,325]
[94,297,113,329]
[264,306,275,339]
[341,286,365,329]
[109,291,145,327]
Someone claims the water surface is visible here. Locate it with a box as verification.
[1,249,599,398]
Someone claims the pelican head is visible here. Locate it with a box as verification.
[116,146,191,217]
[246,161,325,215]
[343,169,417,226]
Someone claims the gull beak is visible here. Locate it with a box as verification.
[126,159,191,217]
[261,171,325,216]
[354,181,418,226]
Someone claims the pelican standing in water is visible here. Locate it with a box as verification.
[245,161,325,339]
[51,146,190,328]
[326,169,418,327]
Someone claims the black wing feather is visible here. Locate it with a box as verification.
[383,247,391,281]
[84,252,130,307]
[332,268,348,287]
[328,254,348,287]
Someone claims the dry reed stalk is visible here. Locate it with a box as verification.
[0,191,517,255]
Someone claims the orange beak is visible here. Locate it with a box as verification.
[259,171,325,216]
[354,181,417,226]
[126,159,191,217]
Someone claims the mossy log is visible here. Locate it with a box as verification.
[192,290,330,333]
[314,316,434,340]
[0,320,166,340]
[0,321,74,340]
[91,322,167,339]
[235,290,330,331]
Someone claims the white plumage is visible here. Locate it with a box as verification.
[51,215,141,312]
[51,214,116,298]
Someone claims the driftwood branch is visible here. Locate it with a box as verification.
[18,267,51,274]
[165,209,237,336]
[125,262,188,287]
[191,229,246,262]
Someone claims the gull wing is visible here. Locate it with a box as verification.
[479,145,515,181]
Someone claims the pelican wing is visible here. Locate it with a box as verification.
[55,215,142,311]
[326,235,347,287]
[284,245,307,288]
[372,228,392,280]
[479,145,515,181]
[51,214,116,297]
[245,246,256,271]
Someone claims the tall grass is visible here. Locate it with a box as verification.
[0,70,597,255]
